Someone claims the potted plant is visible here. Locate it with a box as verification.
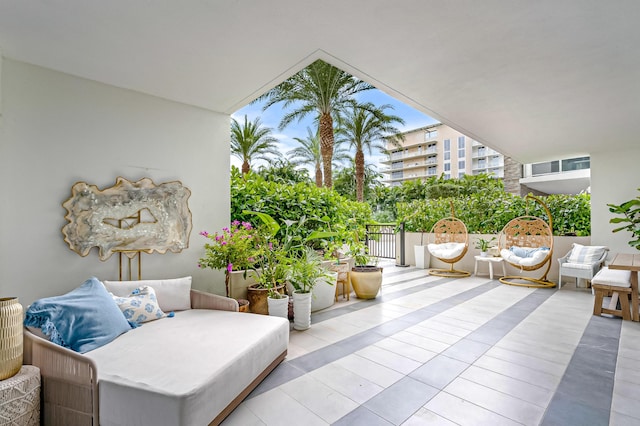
[348,243,383,299]
[474,236,497,257]
[198,221,260,311]
[608,188,640,250]
[287,247,332,330]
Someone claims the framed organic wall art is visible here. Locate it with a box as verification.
[62,177,192,262]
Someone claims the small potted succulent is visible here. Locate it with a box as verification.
[474,237,497,257]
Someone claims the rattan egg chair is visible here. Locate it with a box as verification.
[498,195,555,288]
[427,203,470,278]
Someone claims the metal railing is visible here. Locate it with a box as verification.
[365,223,397,260]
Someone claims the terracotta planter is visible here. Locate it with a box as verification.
[247,283,284,315]
[0,297,23,380]
[350,266,383,299]
[237,298,250,312]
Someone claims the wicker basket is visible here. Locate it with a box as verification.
[0,297,24,380]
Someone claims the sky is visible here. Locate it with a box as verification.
[230,88,440,171]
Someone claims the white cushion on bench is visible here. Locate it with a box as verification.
[85,309,289,426]
[592,267,632,288]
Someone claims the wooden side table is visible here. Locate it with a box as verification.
[474,255,507,280]
[0,365,40,426]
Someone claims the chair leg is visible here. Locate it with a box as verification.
[558,272,563,289]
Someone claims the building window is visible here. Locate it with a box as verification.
[444,163,451,171]
[532,161,559,176]
[459,172,466,178]
[444,139,450,151]
[425,129,438,140]
[562,156,590,171]
[458,136,465,148]
[458,160,465,170]
[444,173,451,180]
[444,152,451,161]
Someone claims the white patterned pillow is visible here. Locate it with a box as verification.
[103,277,192,312]
[112,286,169,325]
[568,244,607,264]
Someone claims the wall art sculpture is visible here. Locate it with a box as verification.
[62,177,192,261]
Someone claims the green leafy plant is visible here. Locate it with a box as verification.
[287,247,332,293]
[608,188,640,250]
[474,237,496,252]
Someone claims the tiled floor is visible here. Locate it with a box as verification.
[222,261,639,426]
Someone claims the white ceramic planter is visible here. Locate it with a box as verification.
[311,271,337,312]
[293,290,312,330]
[267,295,289,319]
[414,245,430,269]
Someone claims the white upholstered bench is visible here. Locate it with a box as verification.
[591,267,632,320]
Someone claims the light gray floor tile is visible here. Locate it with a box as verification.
[444,377,545,425]
[425,392,522,426]
[410,355,470,389]
[364,376,439,425]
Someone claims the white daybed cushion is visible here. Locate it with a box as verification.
[428,242,466,259]
[85,309,289,426]
[103,277,192,312]
[501,247,550,267]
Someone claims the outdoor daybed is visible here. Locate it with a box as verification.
[23,277,289,426]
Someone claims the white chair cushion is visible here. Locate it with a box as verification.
[592,267,632,287]
[428,242,465,260]
[501,247,550,267]
[568,244,607,264]
[562,262,595,270]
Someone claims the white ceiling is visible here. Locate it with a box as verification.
[1,0,639,163]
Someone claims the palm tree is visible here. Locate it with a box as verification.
[230,115,280,175]
[257,60,373,188]
[288,127,351,187]
[337,103,405,201]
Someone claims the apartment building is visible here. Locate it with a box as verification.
[380,123,504,187]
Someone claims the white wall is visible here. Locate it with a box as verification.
[0,58,230,306]
[591,148,640,254]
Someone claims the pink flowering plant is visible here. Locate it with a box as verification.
[198,220,261,297]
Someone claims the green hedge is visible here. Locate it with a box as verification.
[397,192,591,236]
[230,168,372,242]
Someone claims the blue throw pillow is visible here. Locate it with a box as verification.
[24,277,132,353]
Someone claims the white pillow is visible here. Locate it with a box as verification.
[568,244,607,264]
[112,286,168,325]
[103,276,192,312]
